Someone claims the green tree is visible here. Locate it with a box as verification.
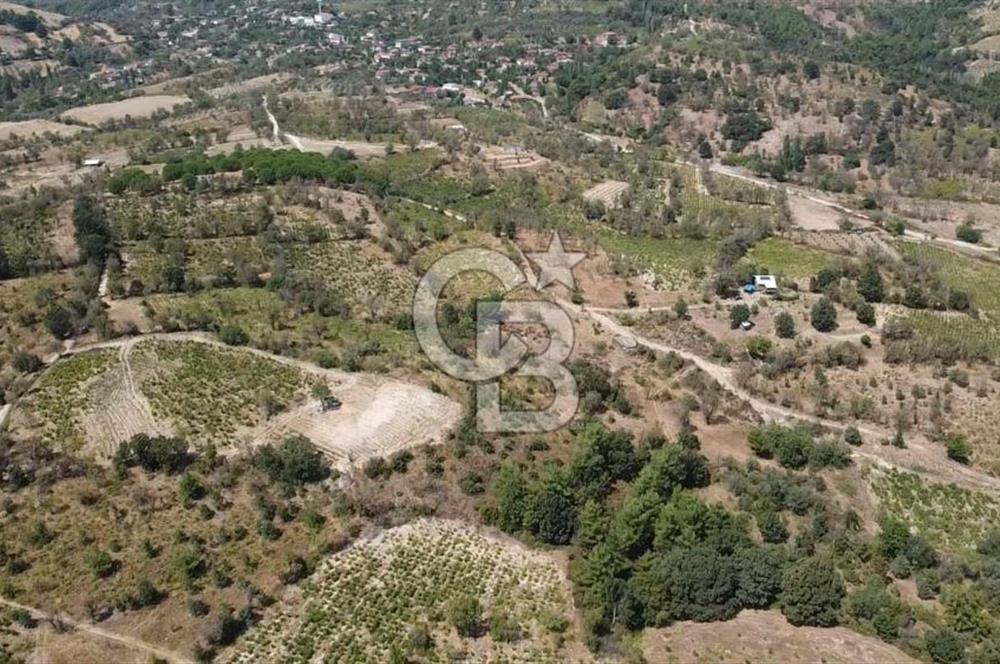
[612,490,662,559]
[746,336,773,359]
[179,473,205,502]
[491,465,529,533]
[86,549,117,578]
[526,471,577,545]
[781,556,845,627]
[879,516,911,560]
[576,499,611,550]
[12,352,42,373]
[729,304,752,329]
[448,595,483,637]
[856,301,877,327]
[858,262,884,302]
[810,297,838,332]
[652,492,748,553]
[632,444,710,498]
[630,546,741,624]
[569,422,640,501]
[775,311,796,338]
[72,195,113,267]
[45,303,75,339]
[756,510,789,543]
[748,425,813,469]
[252,436,329,486]
[925,629,966,664]
[0,244,10,279]
[674,298,689,319]
[947,435,973,465]
[218,324,249,346]
[944,586,991,639]
[736,546,785,609]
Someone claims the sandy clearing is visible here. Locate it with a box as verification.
[788,194,847,231]
[0,119,88,141]
[644,610,918,663]
[205,137,276,156]
[251,380,462,470]
[93,21,128,44]
[0,404,11,432]
[289,133,438,157]
[61,95,190,125]
[0,57,58,76]
[0,30,31,54]
[307,186,380,223]
[973,34,1000,53]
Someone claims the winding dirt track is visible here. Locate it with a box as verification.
[512,237,1000,494]
[572,302,1000,493]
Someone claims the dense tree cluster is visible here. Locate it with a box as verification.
[113,434,193,475]
[0,9,48,37]
[160,148,359,188]
[72,195,114,268]
[251,436,330,487]
[748,425,852,470]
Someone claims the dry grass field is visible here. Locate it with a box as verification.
[643,610,918,663]
[61,95,191,126]
[0,120,87,141]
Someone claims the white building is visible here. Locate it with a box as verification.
[754,275,779,294]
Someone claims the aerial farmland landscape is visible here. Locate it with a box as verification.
[6,0,1000,662]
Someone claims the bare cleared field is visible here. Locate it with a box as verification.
[0,119,87,141]
[972,34,1000,53]
[61,95,191,125]
[251,378,461,469]
[283,131,437,158]
[643,610,918,663]
[787,193,849,231]
[582,179,631,208]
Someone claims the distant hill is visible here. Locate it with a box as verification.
[0,0,128,74]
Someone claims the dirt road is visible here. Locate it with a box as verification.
[0,403,11,432]
[262,95,436,156]
[0,597,194,664]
